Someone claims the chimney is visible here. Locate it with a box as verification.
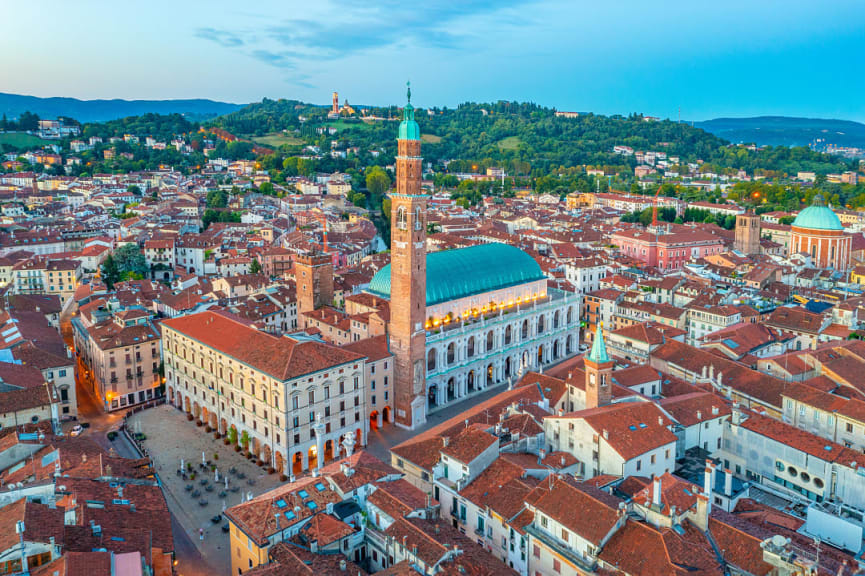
[708,364,715,380]
[724,469,733,497]
[275,513,281,530]
[695,494,710,531]
[704,463,715,496]
[652,476,662,508]
[602,429,609,440]
[658,416,663,426]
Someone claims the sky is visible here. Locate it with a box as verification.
[2,0,864,121]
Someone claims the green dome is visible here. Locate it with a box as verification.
[367,243,546,306]
[792,195,844,231]
[398,111,420,141]
[398,81,420,141]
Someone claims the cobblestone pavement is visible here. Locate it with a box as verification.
[128,405,284,575]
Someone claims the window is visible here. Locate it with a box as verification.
[533,545,540,559]
[553,559,561,573]
[396,207,407,230]
[847,422,854,433]
[308,390,315,404]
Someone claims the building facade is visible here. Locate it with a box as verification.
[162,311,369,476]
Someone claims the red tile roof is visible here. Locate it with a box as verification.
[163,311,363,381]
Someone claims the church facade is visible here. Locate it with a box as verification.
[368,86,582,429]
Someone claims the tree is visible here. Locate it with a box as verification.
[101,254,120,289]
[366,166,390,200]
[113,244,148,278]
[249,259,262,274]
[240,430,250,451]
[206,189,228,208]
[127,184,142,195]
[349,191,367,208]
[258,182,274,196]
[381,197,392,220]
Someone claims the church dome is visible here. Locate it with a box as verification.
[367,243,546,306]
[792,195,844,231]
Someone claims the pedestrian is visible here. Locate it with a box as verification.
[199,528,204,541]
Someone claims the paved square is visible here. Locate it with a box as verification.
[128,405,285,571]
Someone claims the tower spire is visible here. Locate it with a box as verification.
[587,322,611,365]
[407,80,411,104]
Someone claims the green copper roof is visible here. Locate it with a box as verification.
[398,81,420,141]
[587,324,611,364]
[367,243,546,306]
[792,195,844,231]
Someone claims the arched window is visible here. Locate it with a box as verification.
[467,337,475,358]
[553,311,560,329]
[505,325,512,345]
[396,207,407,230]
[486,330,494,351]
[521,320,529,340]
[537,315,545,334]
[447,342,456,365]
[414,207,423,230]
[427,348,436,371]
[567,306,574,324]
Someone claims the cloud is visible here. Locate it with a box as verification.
[195,27,246,48]
[194,0,534,71]
[250,49,296,69]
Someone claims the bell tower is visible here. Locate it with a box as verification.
[390,83,428,429]
[585,323,613,409]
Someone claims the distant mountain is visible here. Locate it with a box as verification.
[695,116,865,149]
[0,92,245,123]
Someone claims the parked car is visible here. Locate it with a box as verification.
[71,424,84,437]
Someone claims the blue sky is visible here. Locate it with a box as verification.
[2,0,864,121]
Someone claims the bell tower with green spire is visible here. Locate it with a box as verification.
[390,82,428,429]
[584,322,613,409]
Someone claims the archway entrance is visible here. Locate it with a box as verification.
[292,452,303,475]
[428,383,438,408]
[324,439,334,462]
[504,357,511,378]
[308,446,318,471]
[468,370,475,392]
[275,452,285,475]
[370,410,380,431]
[487,364,494,386]
[447,378,456,402]
[537,345,544,365]
[383,406,391,423]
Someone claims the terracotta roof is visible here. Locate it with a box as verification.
[441,426,498,464]
[163,311,364,381]
[530,477,623,545]
[552,401,677,460]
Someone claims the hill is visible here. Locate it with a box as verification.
[212,100,855,176]
[0,92,244,123]
[695,116,865,149]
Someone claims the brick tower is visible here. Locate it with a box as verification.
[296,253,333,325]
[584,323,613,409]
[389,82,428,429]
[734,211,761,255]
